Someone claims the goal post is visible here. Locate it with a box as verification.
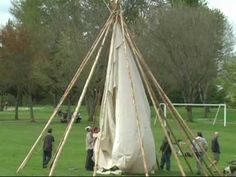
[159,103,227,127]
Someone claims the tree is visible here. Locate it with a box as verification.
[134,5,234,121]
[167,0,207,7]
[10,0,110,120]
[0,38,10,111]
[0,21,31,120]
[218,56,236,107]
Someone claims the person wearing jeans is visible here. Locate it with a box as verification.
[160,134,172,171]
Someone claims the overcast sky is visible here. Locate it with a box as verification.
[208,0,236,37]
[0,0,236,48]
[0,0,12,26]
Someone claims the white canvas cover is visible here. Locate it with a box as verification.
[95,22,156,173]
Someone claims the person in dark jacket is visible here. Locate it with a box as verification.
[43,128,55,168]
[160,132,172,171]
[210,132,220,168]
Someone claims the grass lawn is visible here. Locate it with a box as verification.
[0,105,236,176]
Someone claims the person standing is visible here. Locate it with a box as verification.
[160,132,172,171]
[192,132,208,175]
[43,128,55,168]
[85,126,94,171]
[210,132,220,169]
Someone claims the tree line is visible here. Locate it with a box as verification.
[0,0,235,121]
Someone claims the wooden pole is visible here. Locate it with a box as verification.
[16,13,114,173]
[49,19,112,168]
[129,48,193,172]
[123,26,189,173]
[129,49,199,175]
[148,74,218,175]
[125,38,186,177]
[93,14,117,177]
[123,24,214,176]
[103,0,112,13]
[49,14,115,169]
[119,11,150,177]
[124,28,207,176]
[124,24,220,176]
[49,18,113,176]
[153,80,214,176]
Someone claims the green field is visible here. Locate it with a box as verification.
[0,106,236,176]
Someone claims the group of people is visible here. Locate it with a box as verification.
[41,125,100,170]
[41,126,221,175]
[57,110,82,123]
[159,131,220,175]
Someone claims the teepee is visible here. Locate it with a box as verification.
[94,18,156,174]
[17,1,222,176]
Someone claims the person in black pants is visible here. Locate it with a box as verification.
[210,132,220,169]
[43,128,55,168]
[160,132,172,171]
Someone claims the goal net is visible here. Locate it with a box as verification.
[158,103,227,127]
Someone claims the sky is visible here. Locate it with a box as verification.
[0,0,236,44]
[0,0,12,26]
[207,0,236,37]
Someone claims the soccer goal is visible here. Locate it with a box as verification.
[158,103,227,127]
